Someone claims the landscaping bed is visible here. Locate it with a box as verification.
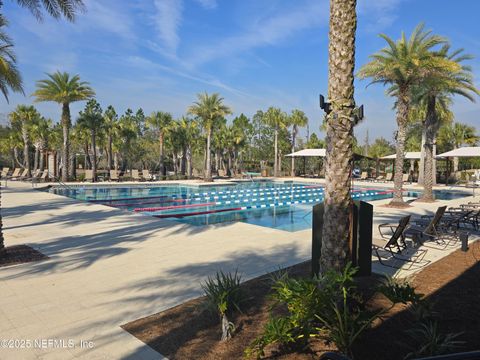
[123,241,480,359]
[0,245,48,268]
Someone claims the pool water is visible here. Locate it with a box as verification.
[50,181,470,232]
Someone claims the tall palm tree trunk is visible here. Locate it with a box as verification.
[320,0,357,272]
[205,128,212,182]
[33,145,39,172]
[390,91,409,206]
[0,184,4,255]
[274,128,278,177]
[291,130,296,177]
[91,130,97,182]
[159,133,165,177]
[22,126,31,176]
[107,134,113,171]
[418,126,426,185]
[186,147,192,178]
[422,96,436,201]
[39,143,45,171]
[61,103,71,182]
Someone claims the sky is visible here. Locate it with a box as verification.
[1,0,479,144]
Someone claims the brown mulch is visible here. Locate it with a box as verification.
[0,245,48,268]
[123,242,480,360]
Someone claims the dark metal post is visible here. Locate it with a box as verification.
[461,232,469,252]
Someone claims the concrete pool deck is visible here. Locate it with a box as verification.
[1,179,479,359]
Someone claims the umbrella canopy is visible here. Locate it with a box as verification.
[381,152,421,160]
[437,147,480,158]
[285,148,326,157]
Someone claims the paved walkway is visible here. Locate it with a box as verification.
[0,180,478,359]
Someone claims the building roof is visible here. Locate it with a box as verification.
[437,147,480,158]
[381,152,421,160]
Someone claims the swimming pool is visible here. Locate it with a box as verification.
[50,181,470,232]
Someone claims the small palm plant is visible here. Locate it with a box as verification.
[201,269,244,341]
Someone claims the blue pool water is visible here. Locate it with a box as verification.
[50,181,470,232]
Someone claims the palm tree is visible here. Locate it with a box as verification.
[9,105,41,177]
[13,0,85,21]
[146,111,173,177]
[33,71,94,181]
[77,99,104,182]
[319,0,357,272]
[30,116,52,172]
[289,109,308,177]
[187,93,232,182]
[103,105,118,171]
[0,15,23,102]
[179,117,199,178]
[358,23,446,206]
[414,46,479,201]
[262,107,288,177]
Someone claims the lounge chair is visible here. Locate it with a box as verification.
[6,168,21,179]
[218,169,226,177]
[1,167,10,178]
[110,170,120,182]
[404,206,452,248]
[39,169,49,182]
[84,170,94,182]
[16,168,29,180]
[142,169,153,181]
[385,173,393,182]
[132,169,141,181]
[375,175,385,182]
[373,215,429,269]
[403,173,411,183]
[358,172,368,181]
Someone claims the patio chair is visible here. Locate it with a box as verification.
[39,169,49,182]
[358,172,368,181]
[402,173,411,183]
[404,206,453,249]
[218,169,226,177]
[110,170,120,182]
[142,169,153,181]
[385,172,393,182]
[84,169,94,182]
[373,215,429,270]
[7,168,21,179]
[1,167,10,178]
[132,169,141,181]
[375,175,385,182]
[16,168,29,180]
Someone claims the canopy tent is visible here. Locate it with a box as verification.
[437,147,480,158]
[285,148,326,157]
[286,148,374,160]
[381,152,421,160]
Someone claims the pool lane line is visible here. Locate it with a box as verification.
[134,202,216,212]
[88,195,170,203]
[112,198,190,207]
[190,184,315,196]
[153,207,242,218]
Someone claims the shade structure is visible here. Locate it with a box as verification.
[437,147,480,158]
[381,152,421,160]
[285,148,326,157]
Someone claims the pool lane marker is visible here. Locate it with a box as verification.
[134,202,215,212]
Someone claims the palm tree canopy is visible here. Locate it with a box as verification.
[0,15,23,102]
[357,23,448,92]
[187,92,232,131]
[262,107,288,130]
[14,0,85,21]
[9,104,40,128]
[32,71,95,105]
[146,111,173,133]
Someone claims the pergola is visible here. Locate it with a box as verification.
[437,147,480,158]
[380,152,422,175]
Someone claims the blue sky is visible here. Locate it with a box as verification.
[1,0,479,143]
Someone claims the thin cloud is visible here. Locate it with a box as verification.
[153,0,183,56]
[194,0,217,9]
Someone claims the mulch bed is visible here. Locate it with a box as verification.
[122,241,480,360]
[0,245,48,268]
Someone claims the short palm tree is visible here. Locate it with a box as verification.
[188,93,232,182]
[358,23,446,206]
[320,0,357,272]
[33,71,94,181]
[289,109,308,177]
[103,105,118,171]
[146,111,173,177]
[414,46,479,201]
[179,117,199,178]
[262,107,288,177]
[77,99,104,182]
[30,116,52,171]
[9,105,41,177]
[0,15,23,102]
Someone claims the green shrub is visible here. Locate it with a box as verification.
[245,264,358,359]
[201,270,244,341]
[378,276,423,305]
[404,321,464,359]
